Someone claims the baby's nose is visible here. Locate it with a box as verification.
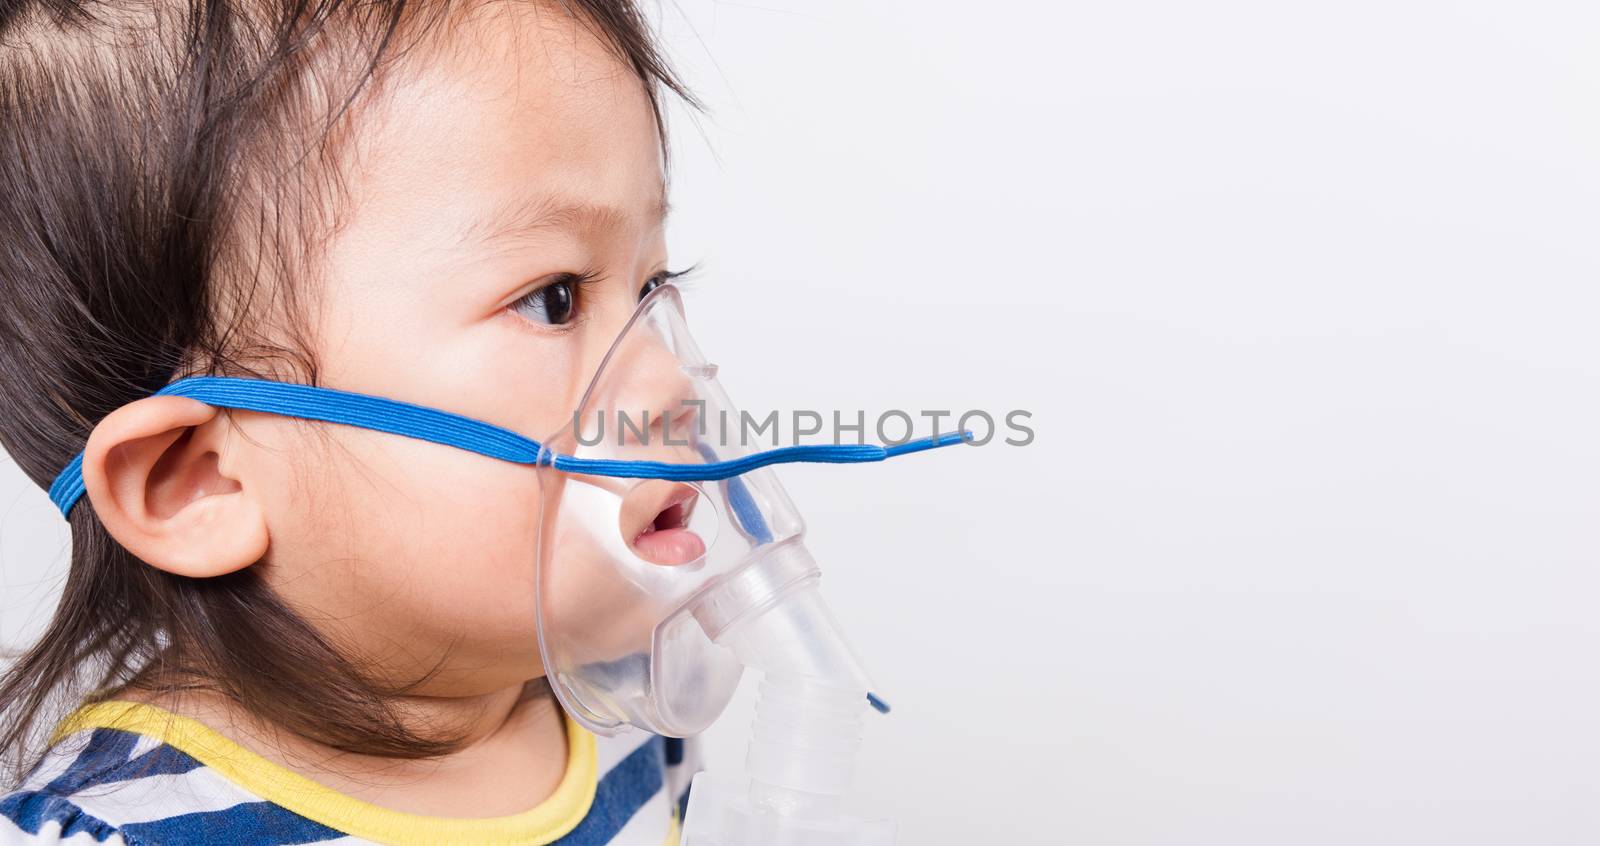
[593,333,702,450]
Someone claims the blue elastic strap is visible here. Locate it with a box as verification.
[49,376,969,517]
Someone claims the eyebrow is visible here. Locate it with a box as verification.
[456,189,671,250]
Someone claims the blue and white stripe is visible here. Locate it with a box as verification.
[1,725,688,845]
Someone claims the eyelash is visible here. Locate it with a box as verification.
[507,266,696,329]
[647,266,697,295]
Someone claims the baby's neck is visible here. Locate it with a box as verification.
[126,680,572,818]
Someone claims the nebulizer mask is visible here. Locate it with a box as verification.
[50,282,964,845]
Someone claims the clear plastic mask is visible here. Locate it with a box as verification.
[535,283,810,737]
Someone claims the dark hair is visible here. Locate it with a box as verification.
[0,0,691,782]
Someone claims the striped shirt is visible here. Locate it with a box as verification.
[0,702,696,845]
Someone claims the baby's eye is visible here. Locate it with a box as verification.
[639,268,689,302]
[512,274,583,325]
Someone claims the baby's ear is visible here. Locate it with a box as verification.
[81,396,268,578]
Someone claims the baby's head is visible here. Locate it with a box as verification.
[0,0,691,771]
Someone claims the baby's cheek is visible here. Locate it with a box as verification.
[270,435,546,688]
[393,458,543,643]
[426,504,541,636]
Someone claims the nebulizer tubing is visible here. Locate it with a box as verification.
[674,433,898,843]
[679,540,897,846]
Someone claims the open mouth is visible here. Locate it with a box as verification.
[626,482,707,566]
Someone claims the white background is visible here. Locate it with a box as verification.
[6,1,1600,843]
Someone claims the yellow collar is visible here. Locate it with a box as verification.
[57,700,598,846]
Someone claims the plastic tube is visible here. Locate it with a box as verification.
[680,544,895,845]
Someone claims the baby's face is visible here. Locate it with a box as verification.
[227,7,673,695]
